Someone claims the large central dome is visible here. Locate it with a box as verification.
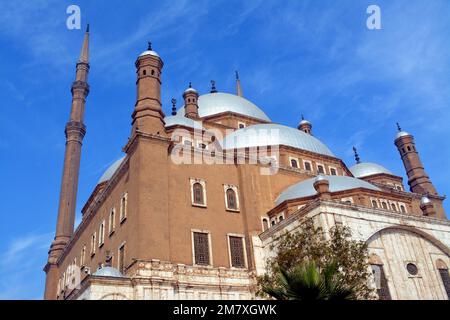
[219,123,335,157]
[179,92,271,122]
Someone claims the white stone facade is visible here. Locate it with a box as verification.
[254,200,450,300]
[72,260,255,300]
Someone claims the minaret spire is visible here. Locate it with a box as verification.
[44,26,91,300]
[78,24,89,64]
[235,70,243,97]
[353,146,361,164]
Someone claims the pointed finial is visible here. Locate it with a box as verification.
[396,122,402,132]
[301,114,305,120]
[353,146,361,164]
[147,41,152,51]
[189,82,192,88]
[210,80,217,93]
[235,70,239,80]
[78,24,90,64]
[171,98,177,116]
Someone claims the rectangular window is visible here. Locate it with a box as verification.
[439,269,450,299]
[330,168,337,176]
[90,232,96,256]
[120,193,128,222]
[80,245,86,267]
[99,221,105,247]
[118,244,125,273]
[193,232,210,265]
[317,165,325,174]
[303,161,312,171]
[109,208,116,235]
[229,236,246,268]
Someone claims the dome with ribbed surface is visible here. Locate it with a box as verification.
[178,92,270,122]
[275,175,381,205]
[98,157,125,184]
[219,123,334,157]
[349,162,393,178]
[93,266,124,278]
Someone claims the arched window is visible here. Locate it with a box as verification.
[407,146,411,152]
[226,188,237,210]
[372,200,378,208]
[382,202,388,209]
[290,159,298,168]
[193,183,204,205]
[369,254,392,300]
[391,203,397,211]
[400,205,406,213]
[143,70,147,75]
[151,69,155,75]
[262,218,269,231]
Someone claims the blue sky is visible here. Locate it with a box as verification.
[0,0,449,299]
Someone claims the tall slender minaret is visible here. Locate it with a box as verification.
[394,123,437,195]
[235,71,243,97]
[44,25,90,300]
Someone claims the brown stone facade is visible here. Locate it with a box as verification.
[45,32,448,300]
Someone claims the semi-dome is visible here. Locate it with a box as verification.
[98,157,125,184]
[349,162,393,178]
[92,266,124,278]
[219,123,335,157]
[275,175,381,206]
[178,92,270,122]
[164,113,203,129]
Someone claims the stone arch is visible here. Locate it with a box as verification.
[366,225,450,257]
[99,293,128,300]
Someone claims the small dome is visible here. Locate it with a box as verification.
[184,87,198,94]
[315,175,326,182]
[219,123,335,157]
[275,175,380,205]
[396,131,411,139]
[184,92,271,122]
[349,162,393,178]
[420,196,431,206]
[93,266,124,278]
[98,157,125,184]
[299,119,311,126]
[139,50,160,58]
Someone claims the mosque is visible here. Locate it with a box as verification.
[44,27,450,300]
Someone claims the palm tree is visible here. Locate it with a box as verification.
[262,260,357,300]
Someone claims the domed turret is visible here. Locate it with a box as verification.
[298,114,312,135]
[183,82,199,118]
